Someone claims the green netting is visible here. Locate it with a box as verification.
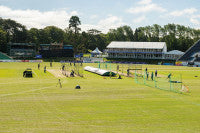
[135,70,188,94]
[72,63,83,77]
[97,62,110,70]
[97,62,114,77]
[97,62,142,77]
[76,63,84,77]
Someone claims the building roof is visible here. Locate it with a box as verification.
[91,47,102,54]
[107,41,166,49]
[165,50,184,55]
[177,39,200,61]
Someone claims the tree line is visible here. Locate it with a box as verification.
[0,16,200,54]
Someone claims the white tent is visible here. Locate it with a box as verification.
[165,50,184,60]
[165,50,184,55]
[91,47,102,57]
[91,47,102,54]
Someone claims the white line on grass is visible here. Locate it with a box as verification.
[0,80,30,85]
[0,86,54,98]
[0,78,56,85]
[32,70,38,77]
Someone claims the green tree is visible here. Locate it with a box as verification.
[87,29,101,35]
[38,29,50,44]
[44,26,65,43]
[151,24,161,42]
[133,28,139,41]
[123,25,134,41]
[1,18,28,43]
[0,28,7,52]
[136,27,148,41]
[27,28,39,43]
[69,16,81,34]
[27,28,40,51]
[107,26,134,42]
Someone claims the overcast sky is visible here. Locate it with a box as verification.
[0,0,200,33]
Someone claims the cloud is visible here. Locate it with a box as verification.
[81,15,126,33]
[0,5,78,29]
[98,15,125,28]
[127,0,166,14]
[190,18,200,25]
[80,24,99,32]
[165,8,200,26]
[169,8,197,17]
[133,16,146,23]
[0,5,125,33]
[138,0,152,5]
[190,14,200,25]
[98,15,126,33]
[90,15,98,19]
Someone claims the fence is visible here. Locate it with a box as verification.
[97,62,142,77]
[135,70,189,94]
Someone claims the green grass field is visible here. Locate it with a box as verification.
[0,62,200,133]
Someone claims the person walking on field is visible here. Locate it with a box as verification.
[155,70,158,77]
[167,73,172,81]
[127,69,130,77]
[44,66,46,73]
[56,79,62,88]
[50,61,52,67]
[38,63,40,70]
[151,72,154,81]
[62,65,65,71]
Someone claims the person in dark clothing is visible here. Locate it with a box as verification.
[127,69,130,77]
[50,62,52,67]
[151,72,154,81]
[44,66,46,73]
[62,65,65,71]
[38,63,40,70]
[145,67,148,73]
[117,65,119,71]
[167,73,172,80]
[155,70,157,77]
[56,79,62,88]
[70,70,75,77]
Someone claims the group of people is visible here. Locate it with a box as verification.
[69,62,82,67]
[38,64,47,73]
[37,62,82,88]
[38,62,53,73]
[145,68,172,81]
[37,62,62,88]
[61,64,76,77]
[145,68,158,81]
